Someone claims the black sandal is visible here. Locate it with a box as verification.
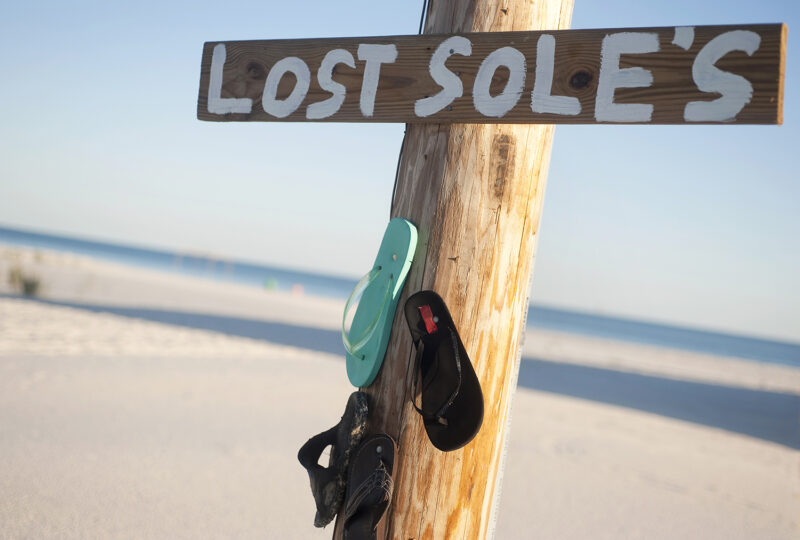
[342,434,397,540]
[404,291,484,451]
[297,391,369,527]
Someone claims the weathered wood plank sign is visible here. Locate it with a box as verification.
[197,24,785,125]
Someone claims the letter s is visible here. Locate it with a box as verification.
[684,30,761,122]
[415,36,472,117]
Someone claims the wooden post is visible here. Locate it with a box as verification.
[334,1,574,538]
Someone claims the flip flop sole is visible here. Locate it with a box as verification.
[342,434,397,540]
[404,291,484,452]
[345,218,417,388]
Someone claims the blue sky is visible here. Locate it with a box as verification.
[0,1,797,342]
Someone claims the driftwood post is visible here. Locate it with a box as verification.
[340,1,575,538]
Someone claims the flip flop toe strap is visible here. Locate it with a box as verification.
[342,267,393,359]
[412,327,463,426]
[342,462,394,526]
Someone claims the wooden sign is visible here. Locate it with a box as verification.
[197,24,785,125]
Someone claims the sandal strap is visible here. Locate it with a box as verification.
[297,424,337,472]
[437,327,463,419]
[411,327,463,426]
[411,338,426,417]
[342,462,394,525]
[412,339,446,425]
[342,266,392,358]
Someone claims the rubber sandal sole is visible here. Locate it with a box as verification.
[344,218,417,388]
[297,391,369,527]
[342,434,397,540]
[404,290,484,452]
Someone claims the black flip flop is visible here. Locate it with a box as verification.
[297,391,369,527]
[342,434,397,540]
[404,291,484,452]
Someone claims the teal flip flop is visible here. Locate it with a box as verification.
[343,218,417,388]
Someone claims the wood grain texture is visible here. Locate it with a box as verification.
[330,2,573,539]
[197,23,785,125]
[777,23,787,124]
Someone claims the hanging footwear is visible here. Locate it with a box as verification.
[404,290,484,452]
[297,391,369,527]
[341,433,397,540]
[343,217,417,387]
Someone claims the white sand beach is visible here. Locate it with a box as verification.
[1,246,798,539]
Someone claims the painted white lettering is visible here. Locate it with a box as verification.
[208,44,253,114]
[415,36,472,117]
[531,34,580,115]
[357,44,398,117]
[672,27,695,51]
[306,49,355,120]
[684,30,761,122]
[262,57,311,118]
[595,32,660,122]
[473,47,526,118]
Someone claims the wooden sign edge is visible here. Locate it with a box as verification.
[777,23,787,125]
[196,23,787,126]
[197,23,783,49]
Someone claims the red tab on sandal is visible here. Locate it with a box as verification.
[418,305,438,334]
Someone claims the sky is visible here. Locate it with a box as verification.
[0,1,797,343]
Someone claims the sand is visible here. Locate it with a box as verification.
[1,246,798,539]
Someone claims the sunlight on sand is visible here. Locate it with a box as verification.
[1,247,798,539]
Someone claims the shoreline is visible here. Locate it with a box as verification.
[3,238,798,355]
[2,244,798,394]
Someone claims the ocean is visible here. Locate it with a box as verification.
[2,225,798,367]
